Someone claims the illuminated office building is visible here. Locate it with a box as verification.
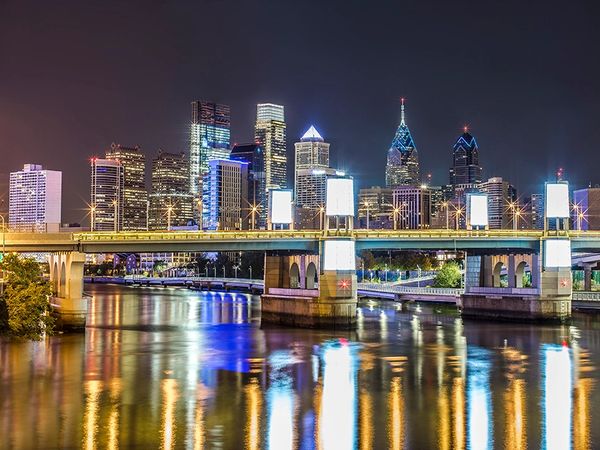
[573,187,600,230]
[255,103,287,191]
[529,193,544,229]
[449,128,483,187]
[478,177,516,229]
[358,186,394,229]
[190,101,231,219]
[392,185,431,229]
[91,158,124,231]
[105,143,147,230]
[204,159,249,230]
[230,143,266,228]
[9,164,62,232]
[149,150,194,230]
[386,99,419,187]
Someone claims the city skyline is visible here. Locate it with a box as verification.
[1,0,599,224]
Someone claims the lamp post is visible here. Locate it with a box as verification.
[250,204,258,230]
[442,201,449,230]
[364,201,370,230]
[393,207,400,230]
[455,206,463,231]
[112,200,118,232]
[319,205,325,231]
[167,205,173,231]
[90,205,96,231]
[249,265,253,280]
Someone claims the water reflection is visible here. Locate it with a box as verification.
[0,284,599,449]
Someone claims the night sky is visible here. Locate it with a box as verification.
[1,0,599,223]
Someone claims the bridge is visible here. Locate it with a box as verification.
[5,229,600,253]
[4,228,600,328]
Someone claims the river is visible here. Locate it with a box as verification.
[0,284,598,449]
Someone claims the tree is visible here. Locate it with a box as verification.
[0,254,55,340]
[432,261,462,288]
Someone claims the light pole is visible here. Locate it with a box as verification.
[455,206,463,231]
[393,207,400,230]
[90,205,96,231]
[250,204,258,230]
[166,205,174,231]
[234,265,239,278]
[509,201,517,231]
[112,200,118,232]
[249,265,253,280]
[319,206,325,231]
[442,201,449,230]
[222,265,226,278]
[364,201,370,230]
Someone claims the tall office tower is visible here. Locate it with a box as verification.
[254,103,287,191]
[230,143,266,228]
[148,150,194,230]
[530,193,545,229]
[573,188,600,230]
[105,143,147,230]
[9,164,62,232]
[478,177,517,229]
[91,158,124,231]
[392,185,431,229]
[204,159,249,230]
[429,185,447,228]
[386,99,419,187]
[449,127,483,187]
[190,101,231,220]
[358,186,394,229]
[0,171,8,218]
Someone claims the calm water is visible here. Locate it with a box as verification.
[0,284,598,449]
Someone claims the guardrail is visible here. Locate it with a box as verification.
[357,283,463,297]
[572,291,600,301]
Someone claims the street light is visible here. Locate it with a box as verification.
[319,205,325,231]
[393,207,400,230]
[112,200,118,232]
[166,205,174,231]
[442,201,449,230]
[90,205,96,231]
[250,204,259,230]
[364,200,370,230]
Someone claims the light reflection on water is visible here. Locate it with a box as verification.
[0,284,599,449]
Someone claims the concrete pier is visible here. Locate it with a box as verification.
[48,252,88,330]
[261,254,357,329]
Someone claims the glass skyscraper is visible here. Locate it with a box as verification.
[105,143,147,231]
[385,99,420,187]
[230,143,266,228]
[255,103,287,192]
[190,101,231,222]
[449,128,482,186]
[91,158,124,231]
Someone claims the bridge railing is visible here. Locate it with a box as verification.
[357,283,463,297]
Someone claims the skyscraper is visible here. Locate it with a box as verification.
[9,164,62,232]
[529,193,544,230]
[478,176,516,229]
[105,143,147,230]
[91,158,124,231]
[204,159,249,230]
[358,186,394,229]
[392,185,431,229]
[190,101,231,217]
[255,103,287,191]
[230,143,266,228]
[449,127,483,187]
[149,150,194,230]
[294,126,339,229]
[385,99,420,187]
[573,188,600,230]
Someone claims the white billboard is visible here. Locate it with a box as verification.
[326,178,354,217]
[269,189,293,224]
[545,183,570,218]
[323,240,356,271]
[467,193,489,227]
[544,239,571,268]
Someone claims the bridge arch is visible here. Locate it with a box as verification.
[493,261,505,287]
[52,260,59,294]
[59,260,67,297]
[306,262,318,289]
[515,260,530,288]
[290,263,300,289]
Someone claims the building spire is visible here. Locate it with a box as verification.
[400,97,406,124]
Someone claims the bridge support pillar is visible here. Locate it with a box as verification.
[462,251,571,321]
[261,253,357,329]
[48,252,88,330]
[582,263,595,291]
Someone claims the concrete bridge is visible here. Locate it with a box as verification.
[4,228,600,328]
